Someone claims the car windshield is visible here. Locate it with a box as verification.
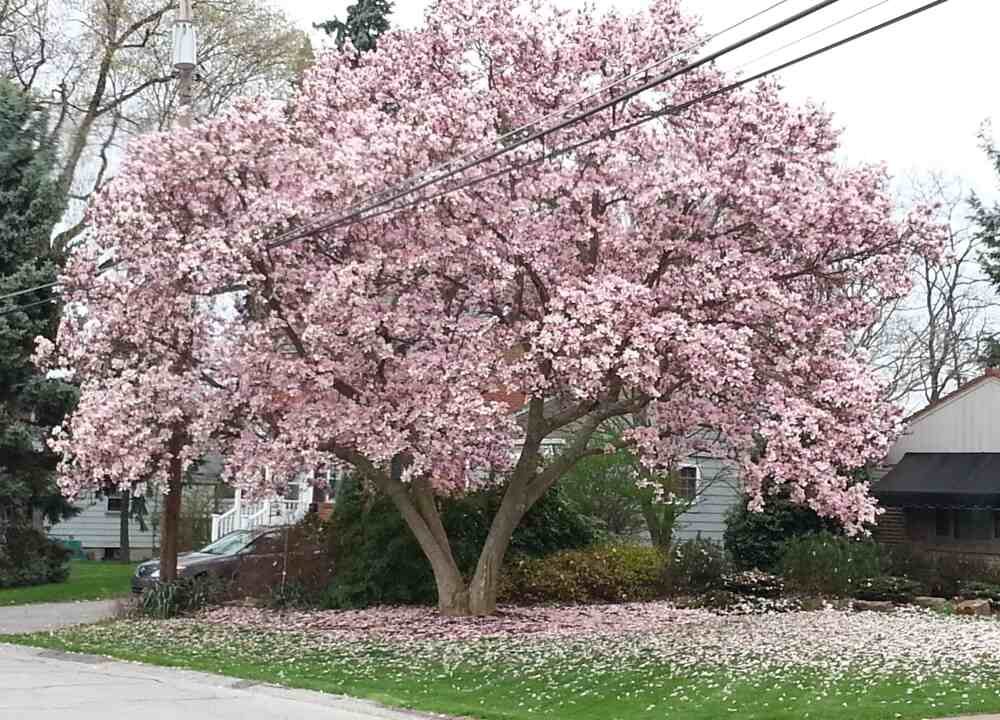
[198,531,253,556]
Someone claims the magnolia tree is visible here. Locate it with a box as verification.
[42,0,941,615]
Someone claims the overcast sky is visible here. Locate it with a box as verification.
[276,0,999,198]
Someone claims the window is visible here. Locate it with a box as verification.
[935,509,951,538]
[675,466,698,501]
[106,495,124,513]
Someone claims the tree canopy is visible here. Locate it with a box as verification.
[316,0,393,53]
[975,132,1000,290]
[43,0,941,614]
[0,78,76,528]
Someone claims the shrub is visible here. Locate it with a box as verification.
[956,580,1000,601]
[663,538,727,594]
[267,580,319,610]
[879,546,1000,597]
[0,525,71,588]
[878,543,935,580]
[139,575,228,619]
[721,569,785,598]
[500,545,665,604]
[324,476,596,609]
[778,532,880,595]
[724,497,839,571]
[852,576,923,603]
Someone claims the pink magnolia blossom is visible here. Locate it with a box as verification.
[44,0,941,608]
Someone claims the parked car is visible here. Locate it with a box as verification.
[132,527,329,594]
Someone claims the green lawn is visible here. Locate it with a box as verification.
[6,615,1000,720]
[0,561,136,606]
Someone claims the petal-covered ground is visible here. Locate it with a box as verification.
[9,604,1000,720]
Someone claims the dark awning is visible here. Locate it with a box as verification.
[874,453,1000,508]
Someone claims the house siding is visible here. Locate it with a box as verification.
[887,378,1000,464]
[48,492,161,559]
[673,456,742,543]
[47,454,225,560]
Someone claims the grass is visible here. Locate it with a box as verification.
[5,616,1000,720]
[0,561,136,606]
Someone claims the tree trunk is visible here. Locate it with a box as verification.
[159,452,183,582]
[467,482,530,615]
[119,493,131,563]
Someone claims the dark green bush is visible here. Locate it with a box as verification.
[852,575,923,603]
[267,580,320,610]
[500,545,665,604]
[779,532,880,595]
[324,477,596,609]
[721,569,785,598]
[139,575,228,619]
[0,525,70,588]
[878,543,935,579]
[724,497,839,571]
[879,546,1000,597]
[663,538,728,593]
[956,580,1000,601]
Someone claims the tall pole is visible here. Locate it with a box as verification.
[172,0,197,129]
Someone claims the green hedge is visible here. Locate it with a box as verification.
[501,545,665,604]
[725,497,839,571]
[663,538,727,593]
[0,525,71,588]
[779,532,880,595]
[324,477,596,608]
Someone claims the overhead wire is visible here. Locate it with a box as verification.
[264,0,801,248]
[0,0,825,307]
[266,0,848,249]
[269,0,955,239]
[0,0,955,311]
[734,0,892,73]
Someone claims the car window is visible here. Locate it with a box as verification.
[247,534,284,554]
[200,531,252,555]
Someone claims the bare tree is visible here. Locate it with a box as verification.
[857,174,997,406]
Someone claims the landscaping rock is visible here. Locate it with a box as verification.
[955,599,992,617]
[913,596,949,610]
[853,600,895,613]
[799,597,826,611]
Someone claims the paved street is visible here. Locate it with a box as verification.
[0,643,434,720]
[0,599,119,635]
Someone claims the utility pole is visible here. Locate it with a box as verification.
[172,0,197,129]
[158,0,198,584]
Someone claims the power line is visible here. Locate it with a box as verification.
[266,0,847,250]
[0,0,954,309]
[271,0,956,239]
[735,0,892,73]
[266,0,800,248]
[0,1,829,306]
[0,297,57,319]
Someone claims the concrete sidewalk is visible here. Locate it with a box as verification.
[0,599,119,634]
[0,643,438,719]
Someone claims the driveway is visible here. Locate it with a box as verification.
[0,599,119,634]
[0,643,437,720]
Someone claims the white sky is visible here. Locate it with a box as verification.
[276,0,1000,198]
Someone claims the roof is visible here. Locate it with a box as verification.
[874,452,1000,508]
[906,368,1000,424]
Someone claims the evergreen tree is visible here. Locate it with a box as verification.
[315,0,393,54]
[0,79,76,528]
[974,131,1000,288]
